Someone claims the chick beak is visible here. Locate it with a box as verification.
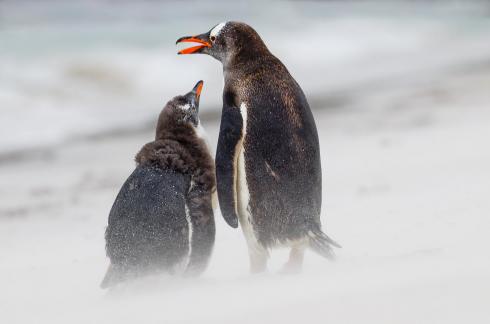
[187,80,204,110]
[184,80,204,126]
[176,35,211,55]
[193,80,204,102]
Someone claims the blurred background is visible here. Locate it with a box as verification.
[1,1,489,323]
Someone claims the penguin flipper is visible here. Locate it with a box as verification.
[216,102,243,228]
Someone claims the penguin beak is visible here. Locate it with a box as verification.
[191,80,204,105]
[176,34,211,55]
[184,80,204,126]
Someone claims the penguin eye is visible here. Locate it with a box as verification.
[210,35,216,43]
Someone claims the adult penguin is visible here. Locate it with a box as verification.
[177,22,339,273]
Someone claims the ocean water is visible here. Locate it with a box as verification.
[1,0,489,155]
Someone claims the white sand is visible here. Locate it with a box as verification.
[1,62,489,323]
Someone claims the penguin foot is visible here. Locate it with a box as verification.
[279,245,305,274]
[278,264,302,275]
[249,250,268,274]
[249,259,268,274]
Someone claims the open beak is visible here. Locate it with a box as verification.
[176,35,211,55]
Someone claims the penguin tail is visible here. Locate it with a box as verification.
[100,264,124,289]
[308,227,341,260]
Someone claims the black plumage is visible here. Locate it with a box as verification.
[177,22,339,273]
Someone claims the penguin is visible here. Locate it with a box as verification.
[101,81,216,288]
[177,22,340,273]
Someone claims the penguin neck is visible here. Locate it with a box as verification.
[222,42,272,72]
[156,120,195,143]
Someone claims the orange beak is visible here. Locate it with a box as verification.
[176,36,211,55]
[195,81,204,100]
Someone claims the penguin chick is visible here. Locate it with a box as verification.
[177,22,340,273]
[101,81,216,288]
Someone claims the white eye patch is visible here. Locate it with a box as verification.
[179,103,191,111]
[210,22,227,38]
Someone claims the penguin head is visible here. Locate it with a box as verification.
[157,80,204,135]
[176,22,268,64]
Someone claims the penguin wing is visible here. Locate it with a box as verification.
[215,103,243,228]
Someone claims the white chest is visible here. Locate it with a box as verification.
[236,103,255,232]
[236,102,249,215]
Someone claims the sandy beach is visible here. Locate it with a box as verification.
[1,1,490,323]
[1,60,490,323]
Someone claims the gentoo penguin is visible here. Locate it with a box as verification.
[177,22,340,273]
[101,81,216,288]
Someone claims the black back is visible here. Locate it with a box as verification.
[105,165,190,273]
[241,65,322,247]
[221,33,322,247]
